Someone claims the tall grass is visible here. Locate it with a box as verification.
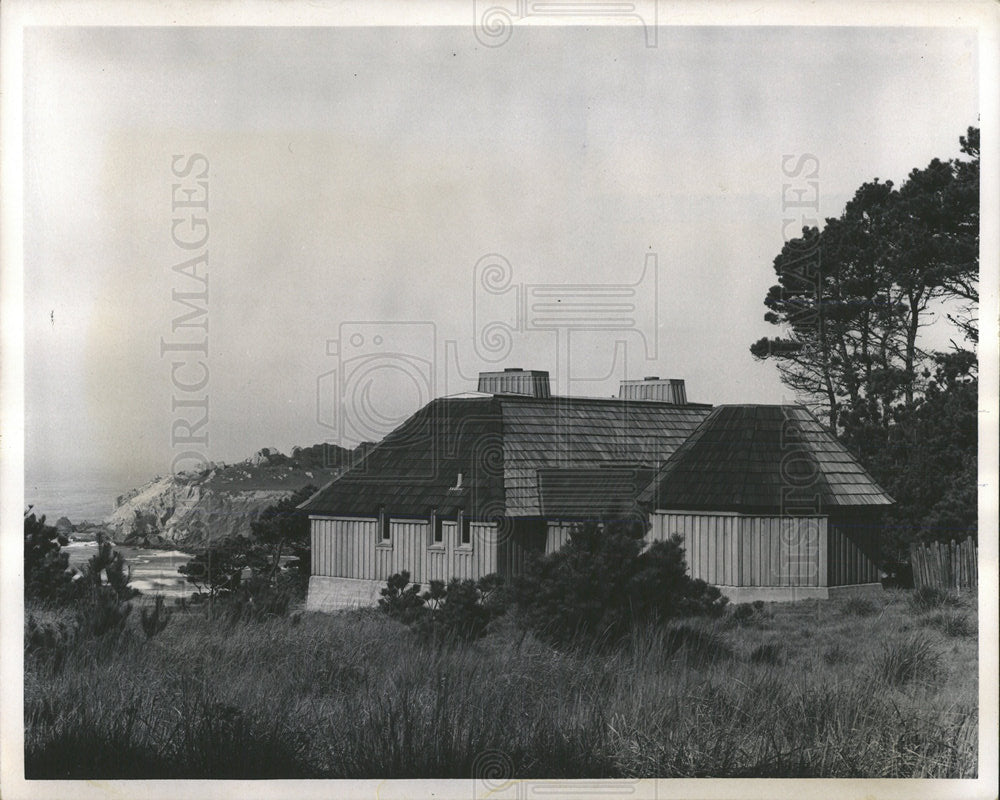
[24,590,978,778]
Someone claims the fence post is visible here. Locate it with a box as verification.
[909,538,978,593]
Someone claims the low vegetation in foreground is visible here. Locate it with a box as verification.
[25,584,977,779]
[23,510,978,778]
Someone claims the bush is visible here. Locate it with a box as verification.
[511,521,727,645]
[24,610,79,669]
[424,577,506,641]
[80,537,141,603]
[24,509,75,603]
[178,488,316,605]
[909,586,961,612]
[76,589,133,639]
[74,536,141,640]
[378,571,428,625]
[178,537,257,600]
[249,484,317,589]
[140,596,172,639]
[873,633,942,687]
[379,571,507,641]
[223,576,296,624]
[924,610,975,638]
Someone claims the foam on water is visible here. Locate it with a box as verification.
[63,543,196,600]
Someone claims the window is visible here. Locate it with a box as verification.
[460,517,472,546]
[379,508,391,544]
[432,512,444,545]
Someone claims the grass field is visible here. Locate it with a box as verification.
[24,588,978,779]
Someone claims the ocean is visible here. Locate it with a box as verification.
[25,475,196,599]
[63,542,195,600]
[24,475,137,524]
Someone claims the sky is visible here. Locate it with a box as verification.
[21,24,979,487]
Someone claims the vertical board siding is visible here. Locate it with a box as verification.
[384,520,430,582]
[498,521,543,579]
[545,522,574,555]
[312,517,499,585]
[827,520,879,586]
[472,522,496,578]
[453,548,474,580]
[310,517,378,579]
[651,512,827,588]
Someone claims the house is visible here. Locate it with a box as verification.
[301,370,893,611]
[640,404,893,602]
[301,369,711,610]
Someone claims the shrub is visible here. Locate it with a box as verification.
[924,610,976,638]
[80,537,141,603]
[424,577,504,641]
[178,537,258,600]
[378,571,428,625]
[76,589,133,639]
[23,508,75,603]
[842,597,878,617]
[379,572,507,641]
[24,611,79,668]
[873,633,942,687]
[511,522,727,645]
[249,484,317,590]
[222,576,296,624]
[74,535,141,640]
[909,586,961,612]
[140,596,172,639]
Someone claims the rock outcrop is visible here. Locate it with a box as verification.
[102,443,357,548]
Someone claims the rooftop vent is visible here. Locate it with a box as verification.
[478,369,551,398]
[618,377,687,404]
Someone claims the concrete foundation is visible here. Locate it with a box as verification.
[306,575,885,612]
[717,583,883,604]
[306,576,383,612]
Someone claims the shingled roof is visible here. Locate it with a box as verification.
[639,405,894,514]
[536,467,656,520]
[300,394,712,519]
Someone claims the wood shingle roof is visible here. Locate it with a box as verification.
[300,394,712,520]
[639,405,894,513]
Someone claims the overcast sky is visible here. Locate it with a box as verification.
[22,24,978,486]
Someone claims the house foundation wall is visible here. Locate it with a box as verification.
[717,583,883,604]
[305,576,382,612]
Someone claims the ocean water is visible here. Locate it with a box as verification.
[63,542,195,600]
[26,475,196,599]
[24,476,136,523]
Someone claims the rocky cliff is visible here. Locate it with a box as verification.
[102,444,359,547]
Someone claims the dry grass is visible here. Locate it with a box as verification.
[24,588,978,778]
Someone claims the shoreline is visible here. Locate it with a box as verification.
[63,531,199,557]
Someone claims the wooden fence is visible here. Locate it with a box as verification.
[910,538,978,592]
